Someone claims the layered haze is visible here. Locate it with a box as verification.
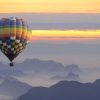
[0,13,100,69]
[0,1,100,100]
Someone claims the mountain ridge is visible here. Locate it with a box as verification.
[18,79,100,100]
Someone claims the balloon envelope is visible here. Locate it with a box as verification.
[0,17,31,62]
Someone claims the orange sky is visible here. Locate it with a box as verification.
[0,0,100,41]
[0,0,100,13]
[32,30,100,41]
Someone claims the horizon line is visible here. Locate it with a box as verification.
[0,12,100,14]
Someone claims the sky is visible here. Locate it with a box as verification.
[0,0,100,13]
[0,1,100,68]
[32,30,100,41]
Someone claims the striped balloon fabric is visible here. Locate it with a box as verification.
[0,17,31,66]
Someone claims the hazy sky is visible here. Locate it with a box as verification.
[0,0,100,69]
[0,13,100,68]
[0,13,100,39]
[0,13,100,30]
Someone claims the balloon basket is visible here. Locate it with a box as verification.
[9,62,14,67]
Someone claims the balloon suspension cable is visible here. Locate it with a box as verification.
[9,62,14,67]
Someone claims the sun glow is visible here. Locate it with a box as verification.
[31,30,100,41]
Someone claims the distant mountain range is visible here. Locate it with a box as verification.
[0,59,82,99]
[0,59,80,74]
[0,59,100,100]
[0,75,32,100]
[18,79,100,100]
[51,72,80,81]
[0,59,81,83]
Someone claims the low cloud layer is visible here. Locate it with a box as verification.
[0,13,100,30]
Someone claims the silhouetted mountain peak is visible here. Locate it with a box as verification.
[51,80,82,89]
[93,79,100,86]
[18,80,100,100]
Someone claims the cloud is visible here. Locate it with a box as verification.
[31,30,100,42]
[0,13,100,30]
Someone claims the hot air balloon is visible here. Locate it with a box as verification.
[0,17,31,67]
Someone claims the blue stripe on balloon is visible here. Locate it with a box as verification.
[0,20,3,27]
[10,20,16,26]
[16,19,22,27]
[5,19,11,27]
